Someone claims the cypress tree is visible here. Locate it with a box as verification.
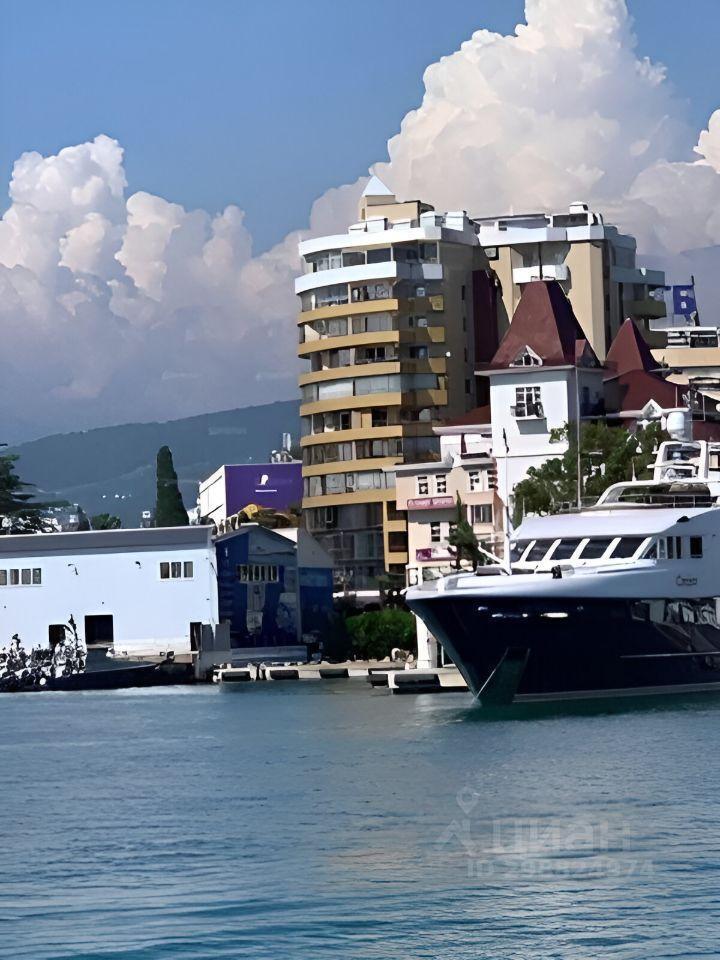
[155,446,188,527]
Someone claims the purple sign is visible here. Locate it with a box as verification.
[225,463,303,514]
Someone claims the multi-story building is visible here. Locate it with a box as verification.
[394,417,501,584]
[295,177,497,590]
[393,414,501,668]
[475,202,666,359]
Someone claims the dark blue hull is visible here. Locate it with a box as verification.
[407,594,720,701]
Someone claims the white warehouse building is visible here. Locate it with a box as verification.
[0,526,219,661]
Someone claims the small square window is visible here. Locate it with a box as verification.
[435,475,447,495]
[418,476,429,496]
[183,561,194,579]
[160,562,170,580]
[430,522,441,543]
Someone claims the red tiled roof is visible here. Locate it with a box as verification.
[604,369,680,412]
[604,318,657,376]
[491,280,600,368]
[443,405,491,427]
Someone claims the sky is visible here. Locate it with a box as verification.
[3,0,719,253]
[1,0,720,442]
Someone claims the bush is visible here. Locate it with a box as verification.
[345,609,417,661]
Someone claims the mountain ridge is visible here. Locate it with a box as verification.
[7,400,300,524]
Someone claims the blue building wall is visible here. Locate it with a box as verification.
[215,528,299,649]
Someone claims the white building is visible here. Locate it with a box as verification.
[0,527,219,662]
[479,279,605,502]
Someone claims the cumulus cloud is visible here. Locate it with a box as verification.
[1,0,720,440]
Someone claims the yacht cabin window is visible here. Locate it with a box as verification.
[526,540,555,562]
[552,539,582,560]
[610,537,645,558]
[578,538,614,559]
[690,536,703,558]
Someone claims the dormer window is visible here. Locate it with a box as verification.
[511,346,542,367]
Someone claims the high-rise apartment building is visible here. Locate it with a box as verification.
[295,178,496,591]
[475,202,666,359]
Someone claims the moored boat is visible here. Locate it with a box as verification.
[406,479,720,704]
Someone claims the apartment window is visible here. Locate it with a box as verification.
[435,474,447,495]
[237,564,280,583]
[409,345,429,360]
[417,476,429,496]
[371,409,388,428]
[471,504,493,525]
[430,522,441,543]
[513,386,542,418]
[160,561,193,580]
[468,470,482,492]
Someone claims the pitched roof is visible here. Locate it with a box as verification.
[605,318,657,376]
[490,280,599,368]
[362,175,394,198]
[604,369,679,413]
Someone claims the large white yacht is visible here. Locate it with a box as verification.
[406,466,720,703]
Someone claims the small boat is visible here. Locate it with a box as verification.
[0,618,182,693]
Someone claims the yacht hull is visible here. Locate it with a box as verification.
[407,593,720,702]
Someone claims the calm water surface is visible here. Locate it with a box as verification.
[2,682,720,959]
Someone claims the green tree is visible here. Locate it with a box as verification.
[0,453,52,533]
[345,609,417,661]
[447,493,485,571]
[91,513,122,530]
[155,446,188,527]
[512,421,666,523]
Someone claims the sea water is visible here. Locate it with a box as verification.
[2,682,720,959]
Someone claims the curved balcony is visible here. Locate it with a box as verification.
[294,260,443,296]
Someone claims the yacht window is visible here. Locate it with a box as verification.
[552,539,582,560]
[578,538,613,559]
[644,542,658,559]
[675,537,683,559]
[526,540,555,562]
[510,540,531,562]
[690,536,703,559]
[611,537,644,559]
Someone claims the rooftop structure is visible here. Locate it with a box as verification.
[474,201,667,359]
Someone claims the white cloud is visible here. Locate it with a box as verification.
[1,0,719,439]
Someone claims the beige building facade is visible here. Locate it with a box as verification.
[296,177,497,590]
[475,202,666,360]
[393,420,502,587]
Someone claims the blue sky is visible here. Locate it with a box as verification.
[2,0,719,253]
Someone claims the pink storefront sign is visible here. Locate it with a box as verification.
[407,496,455,510]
